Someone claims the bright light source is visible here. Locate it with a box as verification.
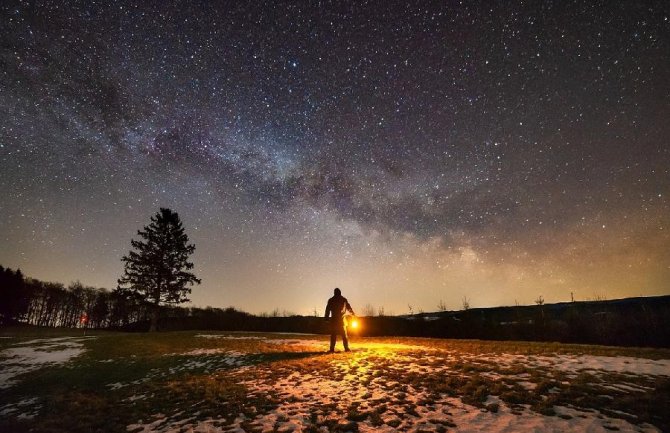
[350,319,359,329]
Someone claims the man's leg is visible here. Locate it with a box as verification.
[342,325,350,352]
[330,332,336,352]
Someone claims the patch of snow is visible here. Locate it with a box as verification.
[517,381,536,390]
[0,337,91,389]
[438,400,660,433]
[108,382,126,390]
[601,383,654,393]
[485,353,670,377]
[164,348,245,357]
[16,336,96,346]
[195,334,266,340]
[166,349,248,372]
[264,332,319,336]
[109,349,249,389]
[264,338,325,347]
[0,397,41,420]
[125,394,148,403]
[190,348,244,357]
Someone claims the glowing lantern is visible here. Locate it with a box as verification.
[80,313,89,335]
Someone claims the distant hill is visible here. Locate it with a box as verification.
[364,295,670,347]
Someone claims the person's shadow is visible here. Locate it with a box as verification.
[256,351,332,364]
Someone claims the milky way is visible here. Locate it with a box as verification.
[1,1,668,314]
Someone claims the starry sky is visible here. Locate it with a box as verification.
[1,1,669,315]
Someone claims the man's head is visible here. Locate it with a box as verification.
[334,288,341,296]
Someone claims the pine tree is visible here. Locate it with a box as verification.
[117,208,201,331]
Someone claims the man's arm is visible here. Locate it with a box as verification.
[324,300,332,320]
[345,299,355,316]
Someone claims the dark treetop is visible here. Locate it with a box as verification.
[118,208,201,306]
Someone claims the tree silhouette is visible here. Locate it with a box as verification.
[0,266,30,324]
[117,208,201,331]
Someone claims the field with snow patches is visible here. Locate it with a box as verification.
[0,331,669,433]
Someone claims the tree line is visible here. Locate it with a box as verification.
[0,265,148,328]
[0,264,253,330]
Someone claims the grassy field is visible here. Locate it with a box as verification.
[1,329,669,433]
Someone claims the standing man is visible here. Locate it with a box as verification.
[325,287,356,352]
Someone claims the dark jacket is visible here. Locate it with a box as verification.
[325,294,354,324]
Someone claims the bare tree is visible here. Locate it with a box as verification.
[461,296,470,311]
[437,299,447,312]
[535,295,545,306]
[361,303,375,317]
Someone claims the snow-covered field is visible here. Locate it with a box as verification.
[1,333,668,432]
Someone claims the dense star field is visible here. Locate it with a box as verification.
[1,1,668,314]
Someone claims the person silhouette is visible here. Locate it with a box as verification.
[324,287,355,352]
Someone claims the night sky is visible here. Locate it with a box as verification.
[1,1,669,315]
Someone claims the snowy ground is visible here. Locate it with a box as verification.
[0,336,92,389]
[0,336,93,420]
[1,333,668,432]
[125,335,669,433]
